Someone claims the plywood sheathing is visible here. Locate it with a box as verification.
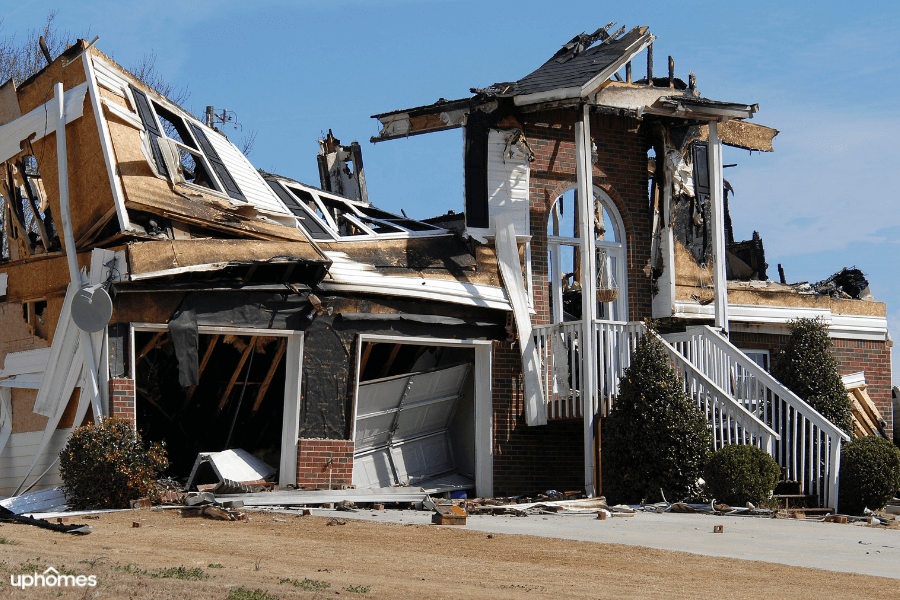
[0,253,91,302]
[673,238,714,294]
[699,121,778,153]
[9,387,81,435]
[110,292,185,325]
[16,47,118,249]
[127,239,326,276]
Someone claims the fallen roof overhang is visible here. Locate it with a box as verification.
[512,29,656,107]
[644,97,758,121]
[127,239,332,286]
[370,97,482,143]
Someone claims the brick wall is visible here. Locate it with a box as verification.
[296,438,354,489]
[831,338,893,438]
[109,378,135,425]
[729,331,893,439]
[490,110,652,489]
[491,341,584,495]
[525,110,653,326]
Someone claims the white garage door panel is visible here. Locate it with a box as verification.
[391,433,455,485]
[403,364,471,404]
[353,362,472,490]
[356,377,411,415]
[394,400,457,440]
[354,412,396,451]
[352,450,395,490]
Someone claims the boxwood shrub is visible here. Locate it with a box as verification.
[703,444,780,506]
[837,436,900,515]
[59,417,168,509]
[771,317,853,437]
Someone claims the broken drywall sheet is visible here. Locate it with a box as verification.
[493,213,546,426]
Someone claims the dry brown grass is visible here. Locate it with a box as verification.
[0,509,896,599]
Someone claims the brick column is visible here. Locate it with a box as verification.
[109,378,136,425]
[296,438,354,489]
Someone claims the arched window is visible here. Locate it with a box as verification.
[547,186,627,323]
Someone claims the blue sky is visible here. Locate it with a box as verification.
[5,1,898,385]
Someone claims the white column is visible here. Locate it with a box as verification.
[707,121,728,333]
[576,104,598,496]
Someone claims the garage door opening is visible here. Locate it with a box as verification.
[353,340,488,496]
[134,331,287,480]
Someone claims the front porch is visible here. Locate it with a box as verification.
[532,320,848,508]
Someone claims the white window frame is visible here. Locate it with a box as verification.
[547,185,628,323]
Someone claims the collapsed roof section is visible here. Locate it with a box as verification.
[370,23,778,152]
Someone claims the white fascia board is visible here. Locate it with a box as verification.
[318,277,510,311]
[675,301,889,340]
[513,86,581,107]
[842,371,867,388]
[0,82,88,165]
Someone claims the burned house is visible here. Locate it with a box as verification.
[0,25,891,509]
[368,24,892,507]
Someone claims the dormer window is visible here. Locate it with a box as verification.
[130,85,245,202]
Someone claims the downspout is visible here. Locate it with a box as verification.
[707,121,728,333]
[54,82,103,421]
[576,104,598,496]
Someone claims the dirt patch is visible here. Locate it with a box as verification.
[0,509,895,599]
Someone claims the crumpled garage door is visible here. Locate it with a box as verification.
[353,363,471,489]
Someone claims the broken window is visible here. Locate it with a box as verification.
[266,178,444,241]
[547,186,626,323]
[22,299,49,340]
[130,85,245,202]
[0,155,59,260]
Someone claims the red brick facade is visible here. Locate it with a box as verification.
[296,438,354,489]
[109,378,136,425]
[489,110,653,493]
[729,331,893,439]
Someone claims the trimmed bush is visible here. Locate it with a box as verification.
[603,328,712,504]
[771,317,853,437]
[703,444,780,506]
[837,436,900,515]
[59,417,168,509]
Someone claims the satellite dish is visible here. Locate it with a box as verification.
[71,284,113,332]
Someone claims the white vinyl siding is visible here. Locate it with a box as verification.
[486,129,530,237]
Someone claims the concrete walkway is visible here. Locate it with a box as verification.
[294,507,900,579]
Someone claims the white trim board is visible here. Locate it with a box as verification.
[0,82,88,165]
[674,301,889,340]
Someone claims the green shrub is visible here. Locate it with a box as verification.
[703,444,780,506]
[59,417,168,509]
[602,328,712,504]
[837,436,900,514]
[771,317,853,436]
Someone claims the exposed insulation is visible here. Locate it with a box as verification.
[127,239,327,276]
[700,120,778,153]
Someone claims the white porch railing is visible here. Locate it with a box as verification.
[664,326,850,508]
[532,321,642,419]
[533,321,778,457]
